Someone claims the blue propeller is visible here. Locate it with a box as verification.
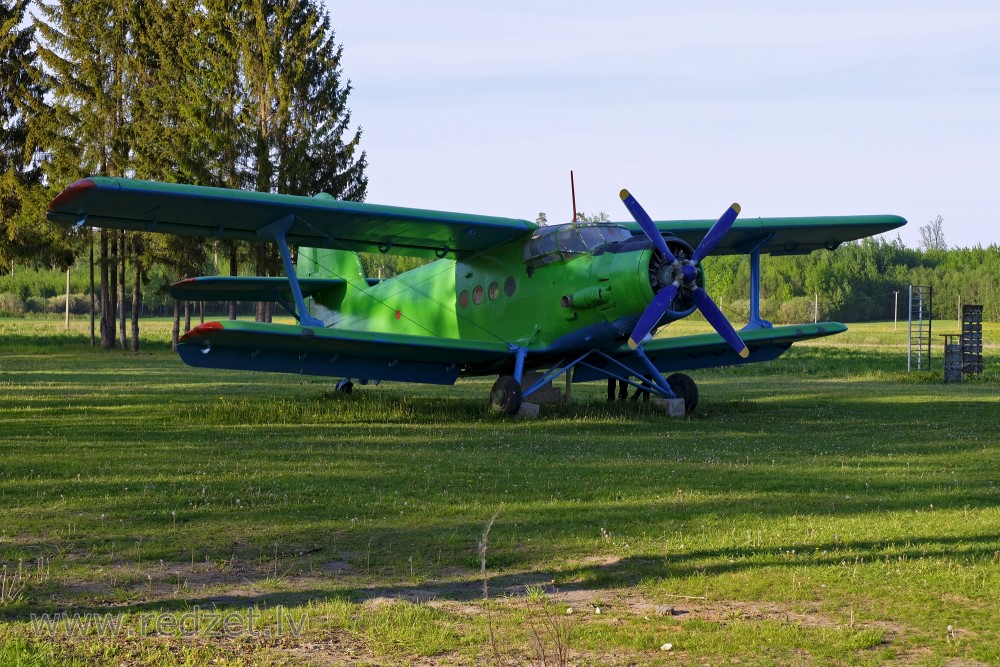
[619,189,749,358]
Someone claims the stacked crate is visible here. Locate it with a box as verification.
[961,305,983,378]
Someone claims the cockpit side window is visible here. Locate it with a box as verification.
[539,232,558,254]
[600,226,631,244]
[557,228,588,253]
[579,226,605,250]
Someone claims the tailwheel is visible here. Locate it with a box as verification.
[335,378,354,394]
[666,373,698,414]
[490,376,522,415]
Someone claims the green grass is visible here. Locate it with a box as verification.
[1,316,998,665]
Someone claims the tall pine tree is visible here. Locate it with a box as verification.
[238,0,367,320]
[239,0,366,200]
[276,2,367,201]
[35,0,140,348]
[0,0,73,270]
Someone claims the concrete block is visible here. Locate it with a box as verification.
[516,402,540,419]
[519,371,564,404]
[651,398,686,417]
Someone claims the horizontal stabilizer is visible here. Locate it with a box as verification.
[168,276,380,302]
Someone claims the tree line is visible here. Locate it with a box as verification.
[577,211,1000,324]
[703,235,1000,325]
[1,0,367,349]
[6,234,997,327]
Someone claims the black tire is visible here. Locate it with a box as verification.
[335,379,354,394]
[666,373,698,414]
[490,376,522,415]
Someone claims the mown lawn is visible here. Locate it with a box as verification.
[0,316,998,666]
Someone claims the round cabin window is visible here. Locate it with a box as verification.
[458,290,469,308]
[504,276,516,297]
[472,286,484,304]
[488,281,500,300]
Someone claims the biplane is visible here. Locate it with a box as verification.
[48,177,905,414]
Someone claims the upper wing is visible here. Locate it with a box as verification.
[177,320,513,384]
[572,322,847,381]
[47,177,538,259]
[621,215,906,255]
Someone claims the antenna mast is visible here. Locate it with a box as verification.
[570,170,578,222]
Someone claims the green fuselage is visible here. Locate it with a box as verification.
[299,229,675,357]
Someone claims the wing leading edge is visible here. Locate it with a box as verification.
[47,177,538,259]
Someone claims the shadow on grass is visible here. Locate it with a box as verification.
[8,529,999,622]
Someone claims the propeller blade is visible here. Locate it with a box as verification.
[628,282,679,349]
[620,189,677,264]
[691,203,741,264]
[692,288,749,358]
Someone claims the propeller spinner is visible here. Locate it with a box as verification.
[619,189,749,359]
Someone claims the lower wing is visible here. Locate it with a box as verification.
[572,322,847,381]
[177,321,512,385]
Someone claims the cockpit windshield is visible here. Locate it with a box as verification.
[523,223,632,267]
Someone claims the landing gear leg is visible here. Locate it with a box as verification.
[666,373,698,414]
[490,376,522,415]
[335,378,354,394]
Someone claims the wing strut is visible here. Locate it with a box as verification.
[257,215,325,328]
[519,348,676,400]
[742,234,775,332]
[631,346,675,396]
[512,346,527,384]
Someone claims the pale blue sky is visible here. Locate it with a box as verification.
[327,1,1000,248]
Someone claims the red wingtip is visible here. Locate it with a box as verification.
[179,321,224,343]
[47,178,96,212]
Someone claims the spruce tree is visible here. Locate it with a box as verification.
[0,0,73,270]
[34,0,140,348]
[0,0,40,181]
[239,0,367,201]
[275,1,367,201]
[237,0,367,318]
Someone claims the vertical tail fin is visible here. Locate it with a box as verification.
[297,247,367,287]
[297,247,367,324]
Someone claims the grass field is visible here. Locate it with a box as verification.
[1,316,998,666]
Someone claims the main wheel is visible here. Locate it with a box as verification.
[335,378,354,394]
[490,376,522,415]
[666,373,698,414]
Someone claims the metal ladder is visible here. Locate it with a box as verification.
[907,285,932,372]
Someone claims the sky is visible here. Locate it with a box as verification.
[326,1,1000,249]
